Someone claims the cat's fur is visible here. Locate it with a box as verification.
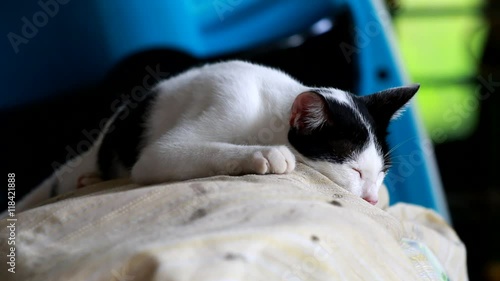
[9,60,419,215]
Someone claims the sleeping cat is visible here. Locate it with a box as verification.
[9,60,419,215]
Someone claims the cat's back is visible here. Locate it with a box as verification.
[147,60,305,143]
[152,60,305,115]
[164,60,306,112]
[156,60,304,96]
[197,60,293,81]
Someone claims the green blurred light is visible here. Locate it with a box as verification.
[394,16,484,79]
[416,85,479,143]
[394,0,486,142]
[398,0,481,9]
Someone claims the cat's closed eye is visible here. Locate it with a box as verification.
[352,167,363,179]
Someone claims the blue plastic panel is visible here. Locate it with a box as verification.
[344,0,448,220]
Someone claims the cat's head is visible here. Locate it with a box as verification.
[288,84,419,205]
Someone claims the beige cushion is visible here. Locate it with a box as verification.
[0,164,467,281]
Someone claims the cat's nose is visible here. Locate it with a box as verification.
[362,197,378,205]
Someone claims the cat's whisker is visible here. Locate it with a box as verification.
[391,154,413,158]
[385,137,419,157]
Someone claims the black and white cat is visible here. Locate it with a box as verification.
[11,60,419,214]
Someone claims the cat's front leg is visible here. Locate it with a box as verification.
[131,141,296,184]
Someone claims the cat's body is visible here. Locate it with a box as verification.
[8,60,419,216]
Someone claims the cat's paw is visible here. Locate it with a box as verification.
[250,146,296,174]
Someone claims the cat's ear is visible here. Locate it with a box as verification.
[360,84,419,125]
[290,91,330,133]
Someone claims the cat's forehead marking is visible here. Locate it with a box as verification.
[356,140,383,173]
[316,88,353,106]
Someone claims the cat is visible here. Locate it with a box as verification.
[6,60,419,216]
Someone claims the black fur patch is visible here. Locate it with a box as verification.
[356,85,419,169]
[288,96,369,163]
[97,91,157,180]
[288,85,417,168]
[349,95,391,167]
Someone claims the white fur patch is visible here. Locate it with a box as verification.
[319,88,353,106]
[356,141,383,178]
[355,140,384,201]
